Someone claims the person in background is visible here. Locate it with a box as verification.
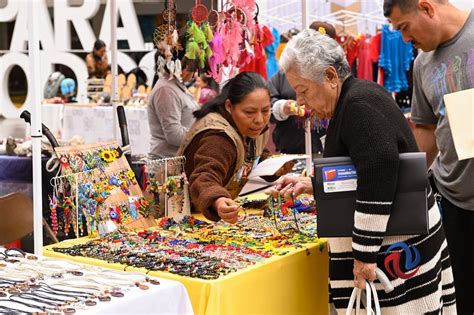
[86,40,109,79]
[194,74,218,106]
[273,29,455,314]
[148,35,199,159]
[270,21,336,155]
[178,72,275,223]
[384,0,473,313]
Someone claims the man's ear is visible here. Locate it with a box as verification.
[418,0,435,18]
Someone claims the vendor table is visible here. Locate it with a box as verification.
[0,250,193,314]
[44,231,329,315]
[41,104,150,156]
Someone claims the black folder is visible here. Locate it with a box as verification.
[314,152,429,237]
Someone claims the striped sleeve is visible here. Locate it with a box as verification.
[341,101,400,263]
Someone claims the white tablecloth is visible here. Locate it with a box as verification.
[80,277,193,314]
[0,249,193,314]
[41,104,150,156]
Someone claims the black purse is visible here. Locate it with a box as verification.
[313,152,429,237]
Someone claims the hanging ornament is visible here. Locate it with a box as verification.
[208,0,220,29]
[192,0,209,25]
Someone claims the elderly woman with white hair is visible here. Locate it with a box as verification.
[273,29,456,313]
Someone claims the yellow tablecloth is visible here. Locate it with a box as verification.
[44,239,328,315]
[43,202,329,315]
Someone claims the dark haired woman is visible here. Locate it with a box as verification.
[147,39,200,159]
[86,39,109,79]
[177,72,273,223]
[195,74,218,105]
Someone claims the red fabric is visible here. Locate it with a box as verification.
[336,34,359,67]
[377,67,385,87]
[239,54,268,79]
[369,32,382,63]
[239,25,274,79]
[357,35,373,81]
[261,25,274,47]
[2,240,21,248]
[346,37,360,68]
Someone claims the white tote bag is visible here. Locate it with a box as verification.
[345,269,393,315]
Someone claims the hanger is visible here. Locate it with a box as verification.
[338,21,349,42]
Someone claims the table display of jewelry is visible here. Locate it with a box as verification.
[50,141,156,239]
[0,248,162,314]
[53,194,321,280]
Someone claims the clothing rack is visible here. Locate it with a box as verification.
[317,9,387,30]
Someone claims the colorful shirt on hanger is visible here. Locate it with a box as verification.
[239,25,274,79]
[265,27,281,79]
[369,31,382,63]
[379,24,414,92]
[357,34,373,81]
[336,33,359,67]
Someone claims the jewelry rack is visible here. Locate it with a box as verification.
[50,169,95,238]
[145,156,190,219]
[50,141,155,238]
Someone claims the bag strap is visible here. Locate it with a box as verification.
[346,268,390,315]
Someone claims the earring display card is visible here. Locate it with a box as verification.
[145,156,191,220]
[51,141,156,238]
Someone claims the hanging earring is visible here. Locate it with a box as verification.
[49,195,59,235]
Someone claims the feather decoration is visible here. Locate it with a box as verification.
[252,22,263,59]
[188,21,207,46]
[209,33,224,81]
[166,60,175,79]
[202,22,214,42]
[171,29,179,47]
[228,21,243,67]
[185,40,200,60]
[158,56,167,76]
[174,59,182,82]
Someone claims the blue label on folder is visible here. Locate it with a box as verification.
[322,165,357,193]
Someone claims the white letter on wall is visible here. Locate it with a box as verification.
[99,0,145,51]
[9,1,54,51]
[0,1,19,22]
[0,52,30,118]
[138,50,157,87]
[54,0,100,51]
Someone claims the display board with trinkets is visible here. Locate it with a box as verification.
[50,141,156,238]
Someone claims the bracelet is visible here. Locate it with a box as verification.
[4,248,26,258]
[36,258,85,272]
[0,303,32,314]
[51,280,104,292]
[8,295,52,312]
[19,261,65,278]
[36,283,95,299]
[19,292,74,304]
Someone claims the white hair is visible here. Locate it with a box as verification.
[279,29,351,83]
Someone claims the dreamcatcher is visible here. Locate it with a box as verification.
[207,0,257,83]
[191,0,209,25]
[185,0,213,70]
[208,1,220,29]
[153,0,183,81]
